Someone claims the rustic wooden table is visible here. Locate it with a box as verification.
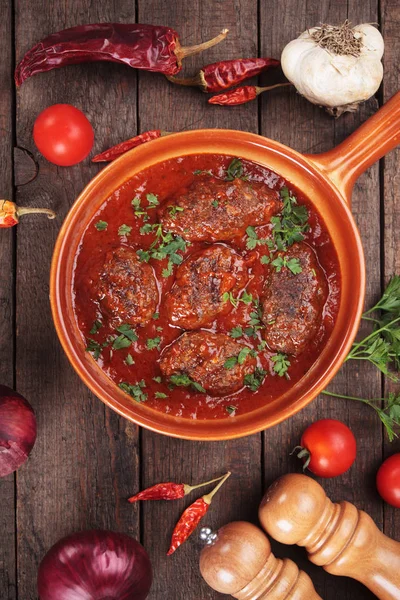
[1,0,399,598]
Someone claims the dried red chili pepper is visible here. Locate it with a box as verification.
[167,471,231,555]
[167,57,280,92]
[208,82,292,106]
[15,24,229,86]
[92,130,172,163]
[128,474,225,503]
[0,200,56,228]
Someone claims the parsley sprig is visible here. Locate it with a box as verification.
[222,289,253,308]
[169,373,206,393]
[271,255,302,275]
[119,380,147,403]
[322,276,400,440]
[271,353,291,377]
[224,347,256,369]
[244,368,267,391]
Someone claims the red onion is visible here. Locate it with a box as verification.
[37,530,152,600]
[0,384,37,477]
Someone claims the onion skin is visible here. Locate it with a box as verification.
[0,384,37,477]
[37,529,152,600]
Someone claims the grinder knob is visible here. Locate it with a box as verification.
[200,521,321,599]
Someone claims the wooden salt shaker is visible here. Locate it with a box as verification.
[199,521,322,599]
[259,473,400,600]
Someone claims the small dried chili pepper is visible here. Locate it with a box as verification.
[209,82,292,106]
[167,57,280,93]
[128,474,225,502]
[0,200,56,228]
[92,130,172,163]
[167,471,231,555]
[15,24,229,86]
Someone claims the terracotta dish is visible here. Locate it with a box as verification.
[50,92,400,440]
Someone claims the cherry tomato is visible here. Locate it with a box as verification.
[33,104,94,166]
[298,419,357,477]
[376,454,400,508]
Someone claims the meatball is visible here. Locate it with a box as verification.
[158,175,281,242]
[97,246,158,327]
[159,331,257,396]
[165,244,248,329]
[261,243,328,356]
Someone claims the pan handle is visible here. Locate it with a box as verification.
[304,91,400,206]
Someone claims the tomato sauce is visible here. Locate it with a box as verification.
[73,154,341,419]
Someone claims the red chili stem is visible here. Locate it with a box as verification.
[92,130,172,163]
[128,473,226,502]
[167,57,280,93]
[167,471,231,555]
[208,82,291,106]
[15,24,229,86]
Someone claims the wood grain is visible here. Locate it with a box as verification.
[14,2,140,598]
[0,1,16,598]
[136,1,262,598]
[381,0,400,544]
[260,1,382,599]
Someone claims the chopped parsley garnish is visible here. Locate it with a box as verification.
[146,337,161,350]
[168,205,184,218]
[86,339,105,360]
[132,193,159,219]
[146,193,159,207]
[224,347,255,369]
[260,255,270,265]
[125,354,135,365]
[95,220,108,231]
[271,187,309,250]
[211,200,219,208]
[244,299,265,337]
[113,324,138,350]
[226,405,237,416]
[244,368,267,391]
[153,376,162,383]
[137,223,188,278]
[271,353,291,377]
[118,224,132,237]
[169,373,206,393]
[245,226,271,251]
[152,312,160,320]
[230,326,244,339]
[140,223,153,235]
[226,158,247,181]
[89,320,102,335]
[271,255,302,274]
[258,340,267,351]
[155,391,168,399]
[119,381,147,403]
[222,289,253,308]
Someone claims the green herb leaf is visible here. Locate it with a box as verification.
[240,290,253,305]
[140,223,153,235]
[270,187,310,250]
[153,376,162,383]
[125,354,135,365]
[146,337,161,350]
[230,326,243,339]
[194,169,213,176]
[112,335,132,350]
[137,249,150,262]
[211,200,219,208]
[146,193,159,207]
[226,405,237,415]
[86,338,107,360]
[152,312,160,320]
[169,373,206,393]
[271,255,302,275]
[155,391,168,399]
[116,324,138,342]
[89,320,102,335]
[260,255,270,265]
[244,368,267,391]
[226,158,244,181]
[224,356,238,369]
[168,205,184,218]
[271,353,291,377]
[95,220,108,231]
[119,381,147,403]
[237,346,252,365]
[118,224,132,237]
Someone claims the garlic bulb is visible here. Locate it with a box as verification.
[281,22,384,116]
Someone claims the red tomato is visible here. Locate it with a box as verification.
[299,419,357,477]
[376,454,400,508]
[33,104,94,166]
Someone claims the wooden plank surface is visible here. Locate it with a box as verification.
[0,3,16,599]
[13,3,140,598]
[381,0,400,545]
[136,2,262,598]
[0,0,398,598]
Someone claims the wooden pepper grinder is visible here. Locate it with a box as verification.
[259,473,400,600]
[199,521,322,599]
